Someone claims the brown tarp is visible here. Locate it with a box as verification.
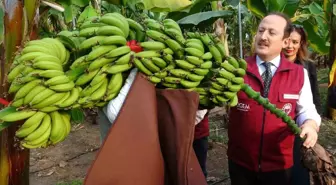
[84,73,207,185]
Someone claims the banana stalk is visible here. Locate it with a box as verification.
[240,84,301,135]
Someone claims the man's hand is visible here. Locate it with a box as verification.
[300,119,319,148]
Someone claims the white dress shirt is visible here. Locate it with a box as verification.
[256,55,321,127]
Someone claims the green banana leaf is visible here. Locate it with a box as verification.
[166,0,214,21]
[77,4,99,25]
[246,0,299,18]
[70,108,85,124]
[141,0,192,12]
[0,122,13,132]
[302,19,329,54]
[177,10,233,25]
[246,0,267,18]
[71,0,90,7]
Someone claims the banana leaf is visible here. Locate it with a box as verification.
[177,10,233,25]
[141,0,192,12]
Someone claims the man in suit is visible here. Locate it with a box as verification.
[227,12,321,185]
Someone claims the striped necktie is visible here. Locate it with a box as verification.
[261,62,272,97]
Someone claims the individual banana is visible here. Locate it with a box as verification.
[201,52,213,60]
[228,84,241,92]
[100,15,127,36]
[133,58,153,76]
[146,76,161,84]
[185,56,203,66]
[231,77,244,84]
[107,73,123,94]
[221,60,236,73]
[24,114,51,142]
[49,111,66,144]
[79,36,106,50]
[135,50,161,58]
[101,35,127,46]
[184,48,203,57]
[75,69,100,86]
[7,64,26,83]
[0,110,37,122]
[70,56,87,69]
[79,27,99,37]
[200,61,213,69]
[190,68,209,76]
[14,79,42,100]
[88,57,116,71]
[96,25,125,37]
[229,95,238,107]
[140,41,166,50]
[11,98,24,107]
[208,45,222,63]
[33,61,63,71]
[44,75,70,86]
[180,80,200,88]
[185,42,204,53]
[227,56,239,68]
[169,69,190,78]
[106,46,131,58]
[146,30,169,42]
[106,63,133,74]
[87,45,117,61]
[141,58,160,73]
[209,88,223,95]
[153,71,168,78]
[114,52,133,65]
[218,68,235,80]
[211,82,225,91]
[57,87,80,108]
[49,81,75,92]
[32,92,67,109]
[23,85,47,105]
[238,58,247,70]
[30,88,55,106]
[175,60,196,70]
[90,69,107,86]
[186,73,204,82]
[90,78,108,101]
[164,77,181,84]
[151,57,167,69]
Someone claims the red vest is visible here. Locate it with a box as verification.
[227,55,304,172]
[194,114,209,140]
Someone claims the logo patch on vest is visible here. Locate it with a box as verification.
[237,103,250,112]
[282,103,292,115]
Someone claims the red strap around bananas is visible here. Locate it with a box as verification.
[0,98,9,106]
[126,40,143,53]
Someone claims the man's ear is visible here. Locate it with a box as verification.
[282,38,290,48]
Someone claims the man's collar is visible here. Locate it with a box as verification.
[256,55,281,68]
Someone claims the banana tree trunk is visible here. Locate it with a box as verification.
[0,0,40,184]
[211,1,229,56]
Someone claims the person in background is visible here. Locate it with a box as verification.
[194,110,209,178]
[227,12,321,185]
[282,24,322,185]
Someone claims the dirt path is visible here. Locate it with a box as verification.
[29,119,230,185]
[29,122,101,185]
